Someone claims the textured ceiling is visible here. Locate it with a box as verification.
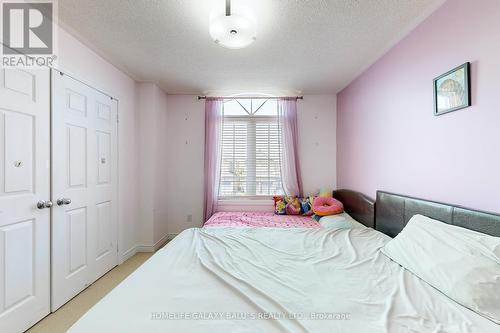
[59,0,444,94]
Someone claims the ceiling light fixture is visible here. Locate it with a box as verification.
[209,0,256,49]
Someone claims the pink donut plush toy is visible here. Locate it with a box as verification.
[312,197,344,216]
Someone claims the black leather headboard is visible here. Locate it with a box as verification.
[332,189,375,228]
[376,191,500,238]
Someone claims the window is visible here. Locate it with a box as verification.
[218,98,284,199]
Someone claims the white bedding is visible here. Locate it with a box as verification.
[69,226,499,333]
[382,214,500,324]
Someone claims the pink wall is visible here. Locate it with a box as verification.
[337,0,500,213]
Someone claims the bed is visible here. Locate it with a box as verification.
[204,211,321,228]
[68,190,500,333]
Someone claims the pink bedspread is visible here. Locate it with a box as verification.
[204,212,320,228]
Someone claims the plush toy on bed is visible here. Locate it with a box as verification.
[300,196,314,216]
[274,196,308,215]
[312,196,344,216]
[318,188,333,198]
[273,196,287,215]
[285,196,301,215]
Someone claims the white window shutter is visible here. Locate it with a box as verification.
[218,99,284,198]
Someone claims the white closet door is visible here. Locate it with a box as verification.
[0,68,50,333]
[51,70,118,311]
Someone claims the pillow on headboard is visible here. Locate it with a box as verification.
[381,214,500,324]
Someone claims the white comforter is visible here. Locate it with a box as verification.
[69,227,499,333]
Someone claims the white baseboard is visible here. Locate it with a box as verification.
[131,234,172,253]
[166,233,178,241]
[119,233,178,264]
[153,233,171,251]
[134,245,153,253]
[119,245,139,264]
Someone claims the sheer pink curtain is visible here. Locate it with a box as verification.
[278,98,303,196]
[203,98,224,222]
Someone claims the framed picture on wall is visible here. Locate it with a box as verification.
[433,62,471,116]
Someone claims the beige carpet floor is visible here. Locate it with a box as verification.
[26,252,153,333]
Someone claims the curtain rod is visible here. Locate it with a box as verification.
[197,96,304,100]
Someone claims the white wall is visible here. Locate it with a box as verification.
[298,95,337,195]
[57,28,140,262]
[165,95,205,234]
[165,94,337,234]
[136,84,155,245]
[136,83,169,247]
[153,89,170,244]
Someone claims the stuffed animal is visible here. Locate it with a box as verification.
[319,188,333,198]
[285,196,301,215]
[300,197,313,216]
[273,196,287,215]
[312,196,344,216]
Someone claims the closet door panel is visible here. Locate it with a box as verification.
[0,68,50,333]
[51,70,118,311]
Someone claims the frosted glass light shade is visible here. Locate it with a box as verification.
[209,14,256,49]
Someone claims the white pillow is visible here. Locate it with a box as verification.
[319,213,367,229]
[381,214,500,324]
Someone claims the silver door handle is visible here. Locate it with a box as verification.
[37,200,53,209]
[57,198,72,206]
